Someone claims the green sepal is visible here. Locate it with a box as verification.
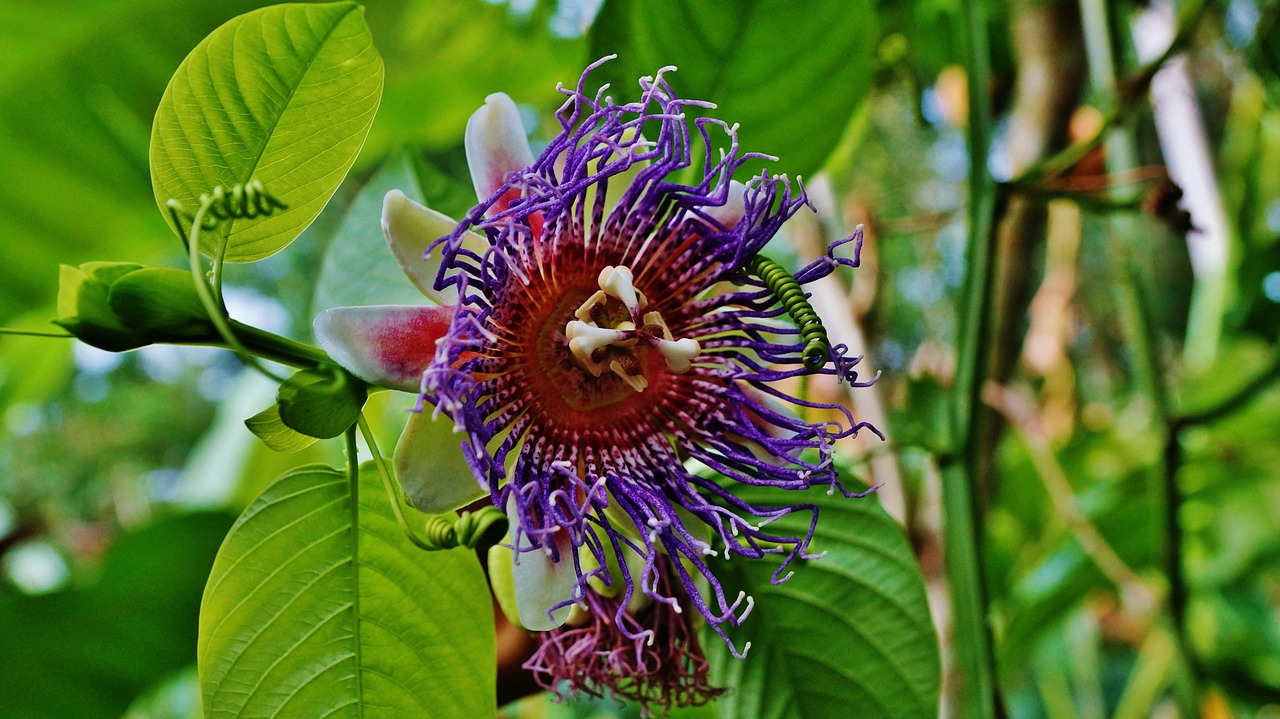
[486,543,525,630]
[107,267,216,339]
[275,365,367,439]
[55,262,152,351]
[244,404,319,453]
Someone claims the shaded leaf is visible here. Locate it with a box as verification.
[590,0,877,176]
[244,403,319,454]
[0,513,236,719]
[703,486,939,719]
[311,153,433,317]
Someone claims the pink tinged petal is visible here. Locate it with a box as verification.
[392,410,486,513]
[465,92,535,207]
[381,191,485,305]
[702,179,748,228]
[313,305,454,393]
[505,495,576,631]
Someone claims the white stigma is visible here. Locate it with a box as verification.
[597,265,646,314]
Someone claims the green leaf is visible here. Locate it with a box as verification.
[702,486,939,719]
[276,365,367,439]
[150,2,384,262]
[311,152,433,317]
[589,0,877,176]
[199,463,495,718]
[243,403,319,453]
[0,513,236,719]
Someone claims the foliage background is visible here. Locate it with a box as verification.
[1,0,1278,717]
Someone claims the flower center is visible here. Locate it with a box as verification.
[564,265,700,393]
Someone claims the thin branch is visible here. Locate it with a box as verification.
[1175,350,1280,427]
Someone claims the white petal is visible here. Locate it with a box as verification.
[381,191,485,305]
[702,180,748,228]
[465,93,534,203]
[506,494,575,631]
[393,410,486,513]
[312,305,453,393]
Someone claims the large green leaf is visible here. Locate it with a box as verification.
[702,487,939,719]
[150,2,384,262]
[0,513,236,719]
[589,0,877,176]
[199,462,494,718]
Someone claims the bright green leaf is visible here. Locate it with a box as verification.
[150,2,384,262]
[199,463,495,718]
[703,486,939,719]
[590,0,877,176]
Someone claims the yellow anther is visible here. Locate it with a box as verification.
[573,290,609,323]
[609,359,649,392]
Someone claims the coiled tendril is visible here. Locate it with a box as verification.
[166,180,287,234]
[745,254,831,370]
[420,507,509,550]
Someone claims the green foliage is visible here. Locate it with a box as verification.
[150,2,384,262]
[312,153,433,315]
[244,403,319,453]
[590,0,877,176]
[703,486,940,719]
[199,462,495,718]
[275,366,367,439]
[0,513,236,719]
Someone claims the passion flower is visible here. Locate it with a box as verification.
[315,57,878,710]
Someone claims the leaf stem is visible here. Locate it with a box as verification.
[356,413,436,552]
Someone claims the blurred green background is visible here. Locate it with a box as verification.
[1,0,1279,717]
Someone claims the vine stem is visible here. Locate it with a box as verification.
[186,201,286,383]
[942,0,999,716]
[356,413,436,552]
[0,328,75,338]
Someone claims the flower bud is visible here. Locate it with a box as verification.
[55,263,217,351]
